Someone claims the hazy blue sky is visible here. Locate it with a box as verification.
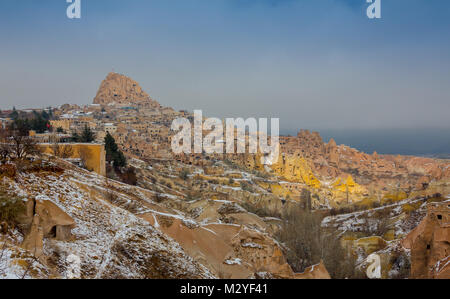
[1,0,449,146]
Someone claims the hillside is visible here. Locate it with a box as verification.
[0,159,212,279]
[1,72,448,279]
[1,156,323,279]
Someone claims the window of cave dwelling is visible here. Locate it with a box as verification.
[427,244,431,250]
[437,215,442,220]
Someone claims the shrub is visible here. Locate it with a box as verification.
[0,164,17,178]
[389,251,411,279]
[154,193,165,203]
[120,167,137,186]
[179,169,190,180]
[0,190,26,227]
[240,182,255,193]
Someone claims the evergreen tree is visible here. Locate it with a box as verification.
[80,124,95,143]
[114,151,127,168]
[10,118,30,136]
[30,115,48,133]
[41,110,50,120]
[9,107,18,120]
[71,132,80,142]
[105,132,118,162]
[104,132,126,168]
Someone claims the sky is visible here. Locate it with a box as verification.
[0,0,449,154]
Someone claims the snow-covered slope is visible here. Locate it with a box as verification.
[1,161,213,279]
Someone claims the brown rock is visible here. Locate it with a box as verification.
[21,214,44,258]
[229,226,295,278]
[294,261,331,279]
[402,201,450,279]
[93,72,161,108]
[20,198,75,259]
[35,200,76,241]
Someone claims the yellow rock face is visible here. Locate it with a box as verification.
[332,176,362,193]
[329,175,367,204]
[355,236,388,255]
[270,153,321,189]
[269,184,292,198]
[382,190,408,204]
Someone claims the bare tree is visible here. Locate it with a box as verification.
[0,144,12,162]
[78,147,92,170]
[275,204,361,278]
[0,128,12,162]
[51,143,74,159]
[8,129,40,160]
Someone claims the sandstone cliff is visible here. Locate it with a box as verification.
[402,200,450,279]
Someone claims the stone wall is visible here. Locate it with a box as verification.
[38,143,106,176]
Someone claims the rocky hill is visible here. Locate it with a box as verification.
[0,157,322,279]
[0,160,212,279]
[91,72,450,209]
[222,129,450,207]
[93,72,161,108]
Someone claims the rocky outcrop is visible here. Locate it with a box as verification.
[35,200,76,240]
[93,72,161,108]
[228,226,295,278]
[21,199,75,241]
[294,261,331,279]
[21,214,44,258]
[21,199,75,258]
[275,130,450,205]
[271,152,321,188]
[402,201,450,279]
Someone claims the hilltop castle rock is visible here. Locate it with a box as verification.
[93,72,161,108]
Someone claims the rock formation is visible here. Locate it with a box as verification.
[93,72,161,108]
[294,261,331,279]
[21,199,76,258]
[402,200,450,279]
[21,214,44,258]
[228,226,295,278]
